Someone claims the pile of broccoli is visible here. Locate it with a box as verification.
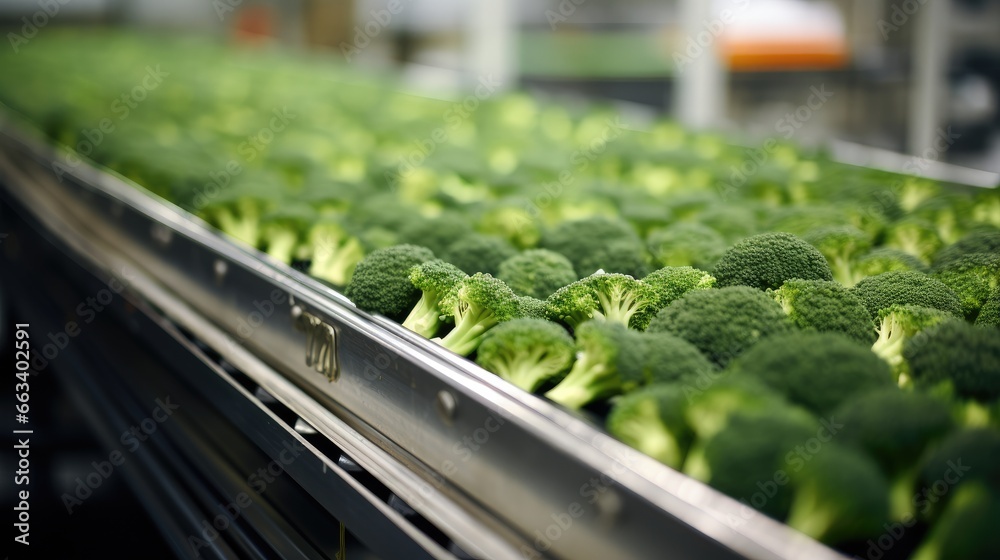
[5,32,1000,560]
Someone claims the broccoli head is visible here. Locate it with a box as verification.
[624,330,719,388]
[910,483,1000,560]
[496,249,578,300]
[713,232,833,291]
[851,271,963,321]
[475,318,575,392]
[932,230,1000,269]
[606,383,692,469]
[852,247,929,286]
[441,234,517,276]
[397,215,475,255]
[545,273,658,330]
[933,252,1000,320]
[544,320,639,409]
[904,320,1000,402]
[515,295,548,319]
[977,287,1000,328]
[306,219,367,286]
[915,428,1000,520]
[437,273,521,356]
[646,222,727,271]
[804,225,872,286]
[771,279,875,344]
[345,244,436,320]
[871,305,955,386]
[540,217,650,277]
[642,266,717,313]
[884,217,944,264]
[728,332,895,415]
[785,445,890,545]
[401,259,467,338]
[647,286,794,366]
[684,376,788,441]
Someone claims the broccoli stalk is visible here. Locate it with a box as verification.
[606,384,692,469]
[307,221,367,286]
[871,305,953,386]
[436,273,520,356]
[401,260,467,338]
[475,318,574,391]
[804,226,872,286]
[259,204,316,264]
[544,321,634,409]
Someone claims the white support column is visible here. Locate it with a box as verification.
[465,0,516,91]
[674,0,726,129]
[908,0,950,156]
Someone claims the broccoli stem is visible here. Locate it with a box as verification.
[310,237,364,286]
[264,228,298,264]
[889,469,918,522]
[216,207,260,247]
[613,405,683,468]
[872,315,906,380]
[401,292,443,338]
[830,256,855,287]
[543,353,616,409]
[490,346,557,392]
[438,305,499,356]
[593,285,642,327]
[786,489,836,542]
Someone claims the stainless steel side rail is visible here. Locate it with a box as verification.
[0,114,844,560]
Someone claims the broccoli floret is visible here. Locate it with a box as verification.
[477,204,541,249]
[544,320,636,409]
[884,217,943,264]
[933,253,1000,320]
[647,286,794,366]
[540,217,650,277]
[436,273,521,356]
[851,271,963,321]
[545,273,658,330]
[606,383,692,469]
[728,332,895,415]
[785,446,890,545]
[397,215,474,255]
[771,279,875,344]
[401,260,467,338]
[626,331,719,387]
[871,305,955,386]
[904,320,1000,402]
[713,232,833,291]
[911,483,1000,560]
[684,376,788,441]
[515,295,548,319]
[441,234,517,276]
[642,266,717,312]
[932,230,1000,269]
[259,203,315,263]
[804,225,872,286]
[684,409,818,520]
[972,188,1000,229]
[305,220,367,286]
[345,244,436,320]
[646,222,727,271]
[977,287,1000,328]
[200,190,272,248]
[915,429,1000,520]
[496,249,578,300]
[852,247,929,285]
[475,318,575,392]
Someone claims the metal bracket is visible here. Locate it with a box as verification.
[293,304,339,381]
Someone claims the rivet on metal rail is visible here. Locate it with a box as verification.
[151,223,173,246]
[435,390,457,423]
[213,259,227,285]
[295,307,339,381]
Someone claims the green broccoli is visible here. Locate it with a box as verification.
[684,376,788,441]
[932,230,1000,269]
[477,204,541,249]
[475,318,575,392]
[803,225,872,286]
[647,286,794,366]
[199,179,275,248]
[915,428,1000,521]
[834,389,955,521]
[606,383,692,469]
[852,247,929,285]
[884,217,943,264]
[904,320,1000,402]
[401,260,467,338]
[977,288,1000,328]
[441,234,517,276]
[933,252,1000,320]
[496,249,578,300]
[713,232,833,291]
[851,271,963,321]
[871,305,955,386]
[305,219,367,286]
[543,320,637,409]
[684,409,818,520]
[397,215,475,255]
[911,483,1000,560]
[624,330,720,387]
[545,273,658,330]
[646,222,727,271]
[540,217,650,277]
[515,295,548,319]
[785,445,890,545]
[344,244,436,320]
[770,279,875,344]
[259,203,315,263]
[642,266,717,313]
[728,332,895,415]
[971,187,1000,229]
[436,273,521,356]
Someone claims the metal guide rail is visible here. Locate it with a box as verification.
[0,116,844,560]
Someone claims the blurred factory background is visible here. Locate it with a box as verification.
[1,0,998,173]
